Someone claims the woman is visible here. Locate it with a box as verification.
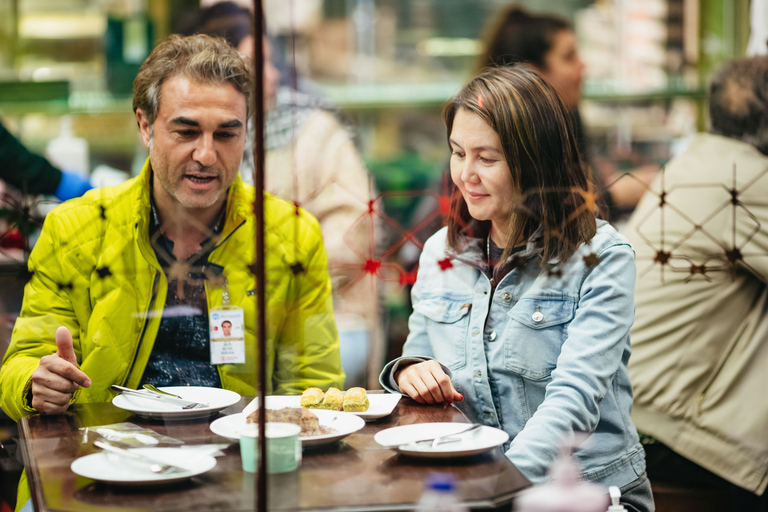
[478,5,657,217]
[379,66,653,512]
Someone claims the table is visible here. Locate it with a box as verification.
[18,396,531,512]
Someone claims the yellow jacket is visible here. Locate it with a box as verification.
[0,159,344,422]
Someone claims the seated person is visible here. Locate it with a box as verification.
[625,56,768,510]
[380,66,652,512]
[0,34,344,419]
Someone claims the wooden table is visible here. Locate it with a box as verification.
[18,396,530,512]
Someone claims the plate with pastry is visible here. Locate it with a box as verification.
[209,406,364,447]
[243,388,401,421]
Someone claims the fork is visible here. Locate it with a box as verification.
[94,441,186,474]
[406,423,484,448]
[111,385,209,409]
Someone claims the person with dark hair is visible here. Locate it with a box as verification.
[181,2,381,388]
[625,56,768,510]
[477,4,657,218]
[379,66,653,511]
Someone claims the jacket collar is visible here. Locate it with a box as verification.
[132,157,253,246]
[446,223,544,271]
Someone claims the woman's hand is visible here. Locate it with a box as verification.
[396,360,464,404]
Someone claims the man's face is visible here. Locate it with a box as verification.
[222,322,232,336]
[136,74,247,216]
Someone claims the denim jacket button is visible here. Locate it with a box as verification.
[501,292,512,302]
[489,330,497,341]
[532,311,544,323]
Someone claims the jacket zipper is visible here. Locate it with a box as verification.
[122,270,160,386]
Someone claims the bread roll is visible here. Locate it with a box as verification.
[342,387,369,412]
[321,387,343,411]
[300,387,324,408]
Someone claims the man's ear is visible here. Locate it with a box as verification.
[135,109,152,149]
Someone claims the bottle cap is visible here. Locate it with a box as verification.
[607,486,627,511]
[426,473,456,492]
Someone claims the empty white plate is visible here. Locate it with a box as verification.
[71,448,217,485]
[210,409,365,446]
[112,386,241,421]
[374,422,509,458]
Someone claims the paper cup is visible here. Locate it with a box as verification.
[239,422,302,474]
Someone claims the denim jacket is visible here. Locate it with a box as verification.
[380,220,646,488]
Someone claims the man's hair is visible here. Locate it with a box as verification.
[709,57,768,155]
[444,65,596,264]
[222,320,232,327]
[132,34,254,127]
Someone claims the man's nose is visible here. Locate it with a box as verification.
[193,134,217,167]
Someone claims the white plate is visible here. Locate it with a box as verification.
[210,409,365,446]
[241,394,401,421]
[374,423,509,458]
[112,386,241,421]
[71,448,217,485]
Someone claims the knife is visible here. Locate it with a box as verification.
[111,385,209,409]
[94,440,187,473]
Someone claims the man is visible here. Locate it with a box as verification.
[625,56,768,508]
[0,34,344,423]
[221,320,232,337]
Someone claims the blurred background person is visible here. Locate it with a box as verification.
[0,120,92,202]
[477,4,658,221]
[625,55,768,512]
[178,2,382,389]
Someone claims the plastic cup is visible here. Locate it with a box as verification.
[239,422,301,474]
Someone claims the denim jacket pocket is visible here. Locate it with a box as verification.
[414,297,471,370]
[504,297,576,380]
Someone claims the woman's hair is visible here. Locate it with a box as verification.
[132,34,254,127]
[476,5,571,73]
[445,65,596,263]
[177,1,254,50]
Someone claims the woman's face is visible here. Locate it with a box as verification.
[449,108,516,242]
[537,29,584,108]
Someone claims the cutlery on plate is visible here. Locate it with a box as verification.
[94,441,187,474]
[111,385,209,410]
[143,384,183,399]
[403,423,484,448]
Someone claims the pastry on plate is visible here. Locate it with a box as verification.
[342,387,369,412]
[300,387,324,408]
[321,387,343,411]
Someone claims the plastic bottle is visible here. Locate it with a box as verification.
[513,443,609,512]
[416,474,469,512]
[607,486,627,512]
[45,116,90,176]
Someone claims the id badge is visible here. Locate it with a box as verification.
[209,306,245,364]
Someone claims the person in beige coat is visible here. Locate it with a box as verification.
[624,56,768,510]
[180,2,382,387]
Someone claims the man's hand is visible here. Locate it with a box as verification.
[396,360,464,405]
[30,326,91,414]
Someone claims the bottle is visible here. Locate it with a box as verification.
[513,443,609,512]
[607,486,627,512]
[416,474,469,512]
[45,116,89,176]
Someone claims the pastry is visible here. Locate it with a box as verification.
[300,387,324,408]
[246,407,321,436]
[342,387,369,412]
[321,387,343,411]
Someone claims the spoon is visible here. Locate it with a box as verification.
[143,384,183,399]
